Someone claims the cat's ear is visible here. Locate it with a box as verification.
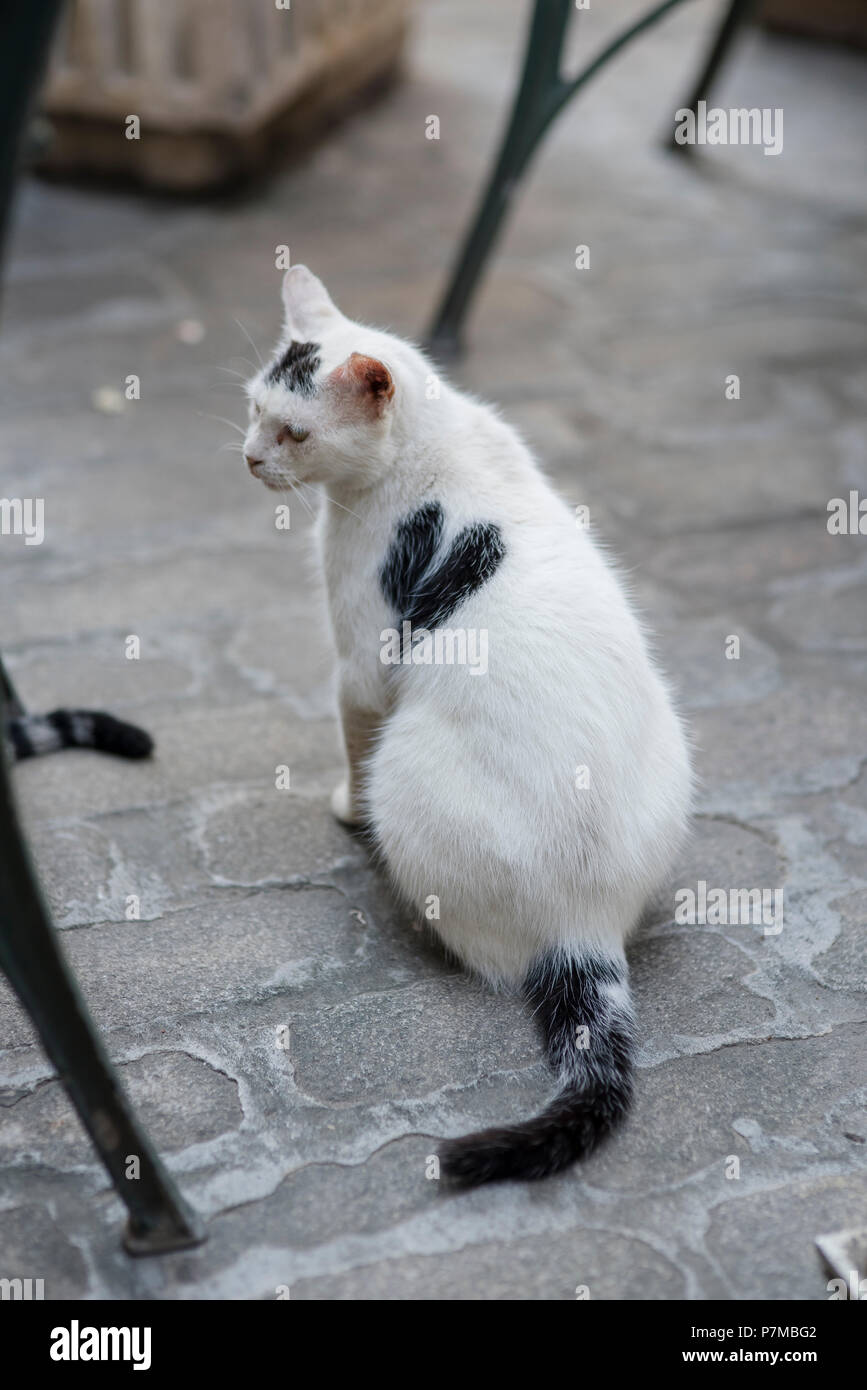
[281,264,339,339]
[328,352,394,416]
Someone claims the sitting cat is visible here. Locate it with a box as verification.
[243,265,692,1185]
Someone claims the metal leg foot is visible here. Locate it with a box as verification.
[0,729,206,1256]
[0,653,24,718]
[666,0,756,154]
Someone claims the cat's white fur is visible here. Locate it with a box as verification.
[244,266,692,987]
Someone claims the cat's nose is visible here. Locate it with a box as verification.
[245,455,263,474]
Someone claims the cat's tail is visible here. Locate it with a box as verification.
[5,709,154,762]
[438,949,635,1186]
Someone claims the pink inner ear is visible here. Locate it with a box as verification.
[333,352,394,411]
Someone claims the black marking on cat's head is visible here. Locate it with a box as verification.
[380,504,505,632]
[265,340,321,397]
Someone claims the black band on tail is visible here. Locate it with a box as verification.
[5,709,154,761]
[438,952,636,1186]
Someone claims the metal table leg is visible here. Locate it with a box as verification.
[426,0,753,357]
[668,0,757,152]
[0,0,205,1256]
[0,726,206,1254]
[426,0,575,360]
[0,653,25,719]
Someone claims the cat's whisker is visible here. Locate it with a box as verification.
[222,355,259,375]
[198,411,247,437]
[215,369,252,386]
[232,317,264,370]
[297,480,319,523]
[285,478,316,523]
[313,486,372,532]
[291,476,317,506]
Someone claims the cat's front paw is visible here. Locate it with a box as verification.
[330,780,364,827]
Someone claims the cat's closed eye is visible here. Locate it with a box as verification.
[279,423,310,443]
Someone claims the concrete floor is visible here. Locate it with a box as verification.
[1,1,865,1300]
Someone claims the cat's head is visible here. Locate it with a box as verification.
[243,265,406,493]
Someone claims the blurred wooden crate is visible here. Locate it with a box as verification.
[761,0,867,46]
[37,0,411,190]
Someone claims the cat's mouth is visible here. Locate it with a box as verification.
[247,457,284,490]
[254,468,294,493]
[246,452,307,492]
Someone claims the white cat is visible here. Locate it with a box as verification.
[243,265,693,1184]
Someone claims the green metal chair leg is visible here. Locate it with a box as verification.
[426,0,574,360]
[426,0,754,357]
[0,719,206,1255]
[667,0,757,152]
[0,654,25,718]
[0,0,205,1256]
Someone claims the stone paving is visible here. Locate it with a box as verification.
[0,1,865,1299]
